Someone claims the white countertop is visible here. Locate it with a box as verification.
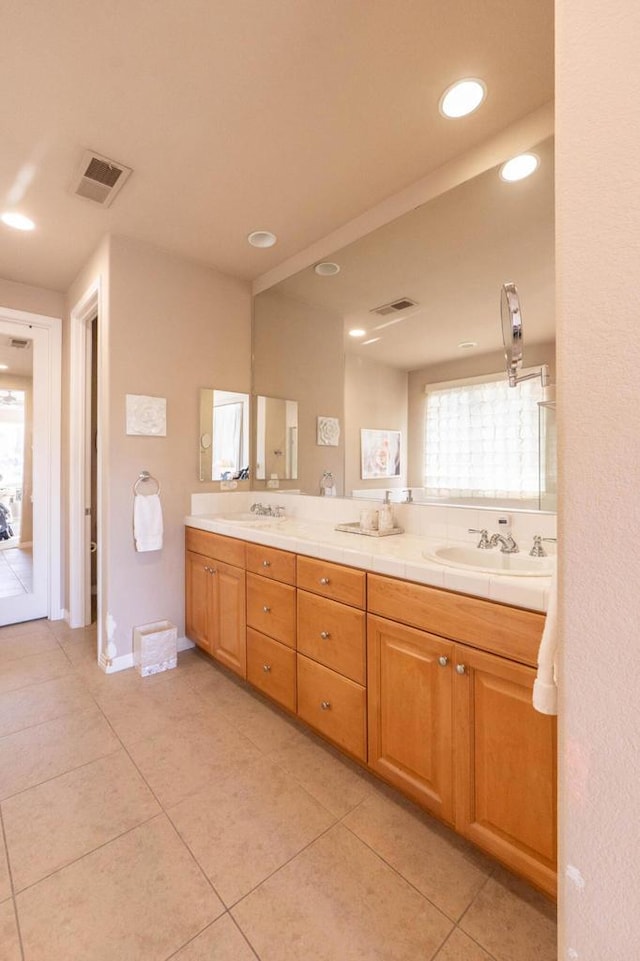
[185,513,552,613]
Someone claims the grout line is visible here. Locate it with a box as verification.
[227,912,262,961]
[0,806,26,961]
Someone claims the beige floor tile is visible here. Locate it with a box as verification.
[266,729,373,818]
[169,755,335,905]
[16,816,224,961]
[0,630,60,665]
[3,750,161,891]
[460,866,557,961]
[343,791,492,920]
[0,649,72,695]
[0,674,96,738]
[170,914,257,961]
[232,824,453,961]
[434,928,494,960]
[200,677,304,753]
[0,900,21,961]
[0,619,50,640]
[0,835,10,902]
[126,711,262,808]
[0,709,119,800]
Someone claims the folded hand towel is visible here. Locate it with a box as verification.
[533,569,558,715]
[134,493,163,552]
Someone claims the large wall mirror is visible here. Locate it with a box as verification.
[199,389,250,482]
[252,135,555,511]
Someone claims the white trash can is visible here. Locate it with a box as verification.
[133,620,177,677]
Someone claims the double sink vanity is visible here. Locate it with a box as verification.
[185,494,557,898]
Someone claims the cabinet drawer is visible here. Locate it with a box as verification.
[297,654,366,761]
[297,590,366,684]
[247,629,296,712]
[296,556,366,609]
[246,542,296,585]
[246,573,296,647]
[367,573,544,667]
[185,527,246,569]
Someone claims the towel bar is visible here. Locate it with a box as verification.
[134,470,161,496]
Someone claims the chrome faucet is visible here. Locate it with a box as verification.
[250,502,284,517]
[489,531,519,554]
[468,528,492,549]
[383,490,392,504]
[530,535,556,557]
[402,489,413,503]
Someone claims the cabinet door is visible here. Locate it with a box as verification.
[210,560,247,678]
[367,615,455,823]
[454,643,557,897]
[185,551,213,653]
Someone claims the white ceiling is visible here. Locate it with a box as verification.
[1,1,553,292]
[267,137,554,370]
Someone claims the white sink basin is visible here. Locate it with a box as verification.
[213,512,266,523]
[423,545,554,577]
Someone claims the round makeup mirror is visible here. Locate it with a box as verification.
[501,282,524,386]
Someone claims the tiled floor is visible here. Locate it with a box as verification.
[0,619,557,961]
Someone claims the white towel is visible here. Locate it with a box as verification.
[533,569,558,715]
[134,493,163,552]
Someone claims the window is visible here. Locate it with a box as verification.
[424,371,544,500]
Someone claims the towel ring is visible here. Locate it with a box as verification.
[134,470,161,496]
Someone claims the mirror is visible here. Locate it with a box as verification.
[199,389,249,481]
[255,396,298,481]
[252,136,555,510]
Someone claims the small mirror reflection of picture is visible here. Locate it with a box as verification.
[360,429,401,479]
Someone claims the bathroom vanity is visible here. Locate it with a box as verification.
[185,516,556,898]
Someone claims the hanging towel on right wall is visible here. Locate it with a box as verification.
[134,493,163,552]
[533,569,558,715]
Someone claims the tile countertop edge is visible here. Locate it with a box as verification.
[184,515,550,613]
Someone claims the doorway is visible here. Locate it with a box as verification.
[0,308,62,626]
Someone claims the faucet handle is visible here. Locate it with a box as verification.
[468,528,492,549]
[543,537,557,543]
[530,535,556,557]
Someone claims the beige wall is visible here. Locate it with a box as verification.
[557,0,640,955]
[344,353,408,493]
[0,277,64,318]
[253,290,344,495]
[407,342,556,487]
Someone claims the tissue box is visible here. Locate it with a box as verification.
[133,620,177,677]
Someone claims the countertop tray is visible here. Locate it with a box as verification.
[334,522,404,537]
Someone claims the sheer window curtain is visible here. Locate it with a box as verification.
[424,372,543,500]
[212,402,243,479]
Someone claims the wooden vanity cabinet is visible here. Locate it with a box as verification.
[185,529,247,678]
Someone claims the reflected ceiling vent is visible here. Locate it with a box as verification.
[72,150,132,206]
[370,297,417,317]
[9,338,30,349]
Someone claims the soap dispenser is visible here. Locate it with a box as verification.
[378,500,394,532]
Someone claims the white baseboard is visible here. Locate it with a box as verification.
[101,636,194,675]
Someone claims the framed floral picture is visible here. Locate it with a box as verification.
[317,416,340,446]
[360,428,401,479]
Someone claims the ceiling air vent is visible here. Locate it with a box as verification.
[9,338,30,349]
[72,150,132,207]
[370,297,417,317]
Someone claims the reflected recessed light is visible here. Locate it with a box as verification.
[439,79,486,118]
[314,262,341,276]
[0,365,8,371]
[458,341,478,350]
[362,338,381,346]
[1,211,35,231]
[349,329,366,338]
[247,230,277,248]
[500,153,539,182]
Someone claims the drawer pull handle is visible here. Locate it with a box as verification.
[320,631,331,640]
[320,700,331,711]
[319,577,330,585]
[262,560,271,567]
[263,605,271,613]
[438,655,449,667]
[204,566,217,575]
[263,664,272,673]
[456,664,467,675]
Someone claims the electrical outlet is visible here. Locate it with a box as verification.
[267,479,279,489]
[220,480,238,491]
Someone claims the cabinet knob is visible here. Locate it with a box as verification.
[262,559,271,567]
[320,631,331,640]
[320,700,331,711]
[456,664,467,675]
[262,664,271,673]
[262,605,271,613]
[319,577,330,585]
[438,655,449,667]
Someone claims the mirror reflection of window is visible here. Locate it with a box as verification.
[255,396,298,480]
[212,401,244,479]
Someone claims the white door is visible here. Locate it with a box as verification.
[0,312,61,626]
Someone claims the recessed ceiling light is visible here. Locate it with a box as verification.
[458,341,478,350]
[500,153,539,182]
[439,79,486,119]
[349,329,366,338]
[362,338,381,346]
[314,262,341,276]
[247,230,277,248]
[1,211,35,231]
[0,365,8,371]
